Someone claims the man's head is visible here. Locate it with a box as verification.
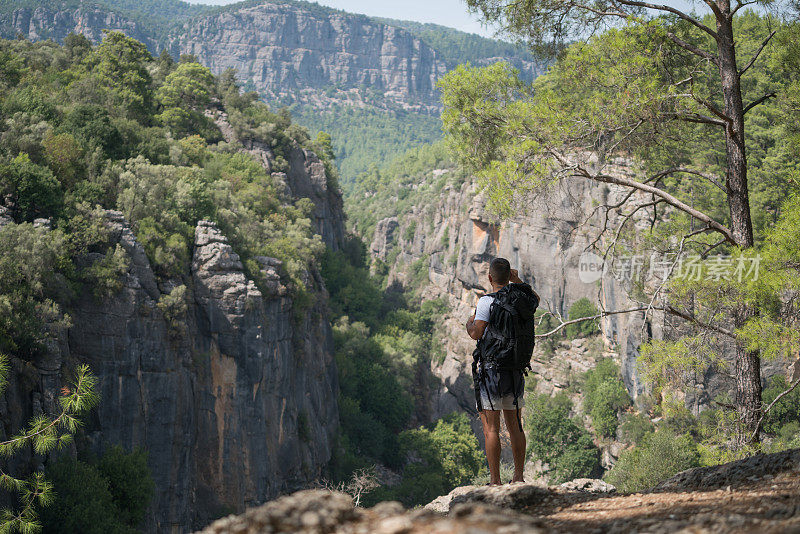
[488,257,511,287]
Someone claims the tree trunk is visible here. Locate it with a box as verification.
[715,5,761,444]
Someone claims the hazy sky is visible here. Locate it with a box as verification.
[184,0,714,39]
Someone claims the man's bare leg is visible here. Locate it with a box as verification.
[503,409,526,483]
[480,410,502,485]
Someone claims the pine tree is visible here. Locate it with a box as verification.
[0,356,98,534]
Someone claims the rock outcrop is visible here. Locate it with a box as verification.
[198,489,549,534]
[197,449,800,533]
[50,213,338,532]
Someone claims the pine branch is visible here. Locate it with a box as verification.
[750,376,800,443]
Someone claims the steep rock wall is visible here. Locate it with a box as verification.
[369,172,653,421]
[366,168,793,432]
[0,148,344,533]
[3,2,543,108]
[3,5,155,49]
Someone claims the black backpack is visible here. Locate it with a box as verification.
[476,283,539,371]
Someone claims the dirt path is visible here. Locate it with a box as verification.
[530,470,800,533]
[199,449,800,533]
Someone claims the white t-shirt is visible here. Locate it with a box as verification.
[475,295,495,323]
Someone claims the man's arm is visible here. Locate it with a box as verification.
[510,269,523,284]
[466,314,488,340]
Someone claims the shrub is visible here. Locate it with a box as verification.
[604,430,700,492]
[96,446,155,529]
[391,412,485,507]
[534,310,560,358]
[582,359,631,438]
[157,285,188,337]
[40,458,136,534]
[526,393,601,483]
[0,223,71,359]
[565,297,599,338]
[619,413,655,445]
[0,153,63,222]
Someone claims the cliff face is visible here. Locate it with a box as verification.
[368,171,653,421]
[167,3,542,107]
[365,166,791,438]
[2,1,543,109]
[170,4,444,105]
[0,140,345,532]
[3,5,155,49]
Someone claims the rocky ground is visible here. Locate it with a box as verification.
[198,448,800,533]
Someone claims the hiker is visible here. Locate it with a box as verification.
[466,257,539,486]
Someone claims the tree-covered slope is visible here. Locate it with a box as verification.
[0,0,548,181]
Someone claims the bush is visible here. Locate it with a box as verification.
[565,298,599,338]
[390,412,485,507]
[619,413,655,445]
[40,458,135,534]
[526,393,600,483]
[534,310,560,358]
[96,446,155,528]
[0,153,63,222]
[582,359,631,438]
[604,430,700,492]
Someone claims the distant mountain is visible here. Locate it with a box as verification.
[0,0,545,177]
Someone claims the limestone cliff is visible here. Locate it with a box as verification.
[0,142,345,532]
[359,163,791,472]
[2,1,544,110]
[2,4,156,49]
[166,3,543,108]
[366,171,655,420]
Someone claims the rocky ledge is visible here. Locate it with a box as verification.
[197,448,800,533]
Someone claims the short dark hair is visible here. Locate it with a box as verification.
[489,257,511,285]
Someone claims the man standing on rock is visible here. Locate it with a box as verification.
[466,258,539,486]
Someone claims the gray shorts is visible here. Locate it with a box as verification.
[473,366,525,412]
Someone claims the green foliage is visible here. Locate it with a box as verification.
[0,358,99,534]
[0,153,62,222]
[321,248,383,329]
[581,359,631,438]
[605,429,700,492]
[373,18,540,68]
[83,244,130,299]
[157,285,188,338]
[0,224,70,359]
[761,375,800,436]
[39,458,131,534]
[83,31,153,120]
[322,235,458,504]
[292,104,443,181]
[619,413,655,445]
[96,446,155,528]
[533,310,559,357]
[388,413,485,507]
[156,62,218,139]
[344,142,468,239]
[525,392,600,483]
[565,297,599,339]
[333,319,412,464]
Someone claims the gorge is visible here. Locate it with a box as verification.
[1,2,799,533]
